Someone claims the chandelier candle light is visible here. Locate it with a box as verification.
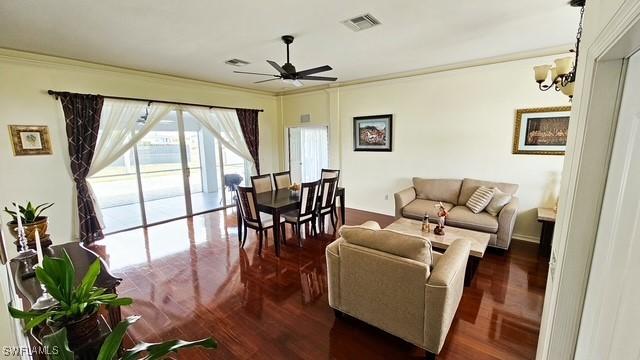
[533,0,585,99]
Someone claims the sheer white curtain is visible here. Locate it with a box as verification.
[301,127,328,182]
[89,100,174,177]
[185,106,256,173]
[88,99,174,226]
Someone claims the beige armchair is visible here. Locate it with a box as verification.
[326,221,471,358]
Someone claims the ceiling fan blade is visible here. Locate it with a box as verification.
[296,65,333,77]
[267,60,287,75]
[254,78,280,84]
[234,71,279,77]
[297,75,337,81]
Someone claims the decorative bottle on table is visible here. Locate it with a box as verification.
[421,213,431,233]
[434,202,449,236]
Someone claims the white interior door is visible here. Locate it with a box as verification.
[288,126,328,183]
[574,52,640,359]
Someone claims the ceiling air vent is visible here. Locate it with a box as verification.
[343,13,381,32]
[224,58,250,67]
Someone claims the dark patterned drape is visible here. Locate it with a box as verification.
[59,93,104,244]
[236,109,260,174]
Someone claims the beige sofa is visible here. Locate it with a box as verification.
[394,178,519,250]
[326,221,471,357]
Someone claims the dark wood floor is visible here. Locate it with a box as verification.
[89,208,548,359]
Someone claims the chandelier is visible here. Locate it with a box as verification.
[533,0,586,99]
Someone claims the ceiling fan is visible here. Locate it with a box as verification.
[234,35,337,87]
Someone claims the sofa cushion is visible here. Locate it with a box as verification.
[402,199,454,220]
[341,226,432,267]
[458,178,518,205]
[465,186,495,214]
[447,206,499,233]
[485,188,512,216]
[412,178,462,205]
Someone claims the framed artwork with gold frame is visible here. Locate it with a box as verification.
[512,106,571,155]
[9,125,53,156]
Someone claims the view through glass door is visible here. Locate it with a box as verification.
[288,126,329,183]
[90,108,250,234]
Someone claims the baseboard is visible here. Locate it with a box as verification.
[512,233,540,244]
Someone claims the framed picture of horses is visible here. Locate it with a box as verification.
[353,114,393,152]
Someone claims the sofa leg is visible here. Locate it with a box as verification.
[425,351,436,360]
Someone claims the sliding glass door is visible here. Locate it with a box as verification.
[91,109,250,234]
[137,111,188,224]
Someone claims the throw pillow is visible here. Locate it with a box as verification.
[485,188,512,216]
[466,186,495,214]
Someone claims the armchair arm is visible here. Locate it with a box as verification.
[394,187,416,219]
[427,239,471,287]
[497,196,519,250]
[424,239,470,354]
[326,238,343,308]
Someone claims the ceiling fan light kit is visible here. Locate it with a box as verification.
[234,35,337,87]
[533,0,585,100]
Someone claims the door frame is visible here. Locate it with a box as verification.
[537,2,640,359]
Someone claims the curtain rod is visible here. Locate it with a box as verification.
[46,90,264,112]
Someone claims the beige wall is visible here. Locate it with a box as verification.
[0,49,279,245]
[282,54,569,240]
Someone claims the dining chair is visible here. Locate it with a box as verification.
[272,171,292,190]
[320,168,341,220]
[251,174,273,194]
[321,168,341,179]
[282,180,320,246]
[317,176,340,234]
[236,186,285,255]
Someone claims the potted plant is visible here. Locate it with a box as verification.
[8,250,133,348]
[4,201,54,248]
[42,316,216,360]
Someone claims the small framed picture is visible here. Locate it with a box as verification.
[353,114,393,152]
[9,125,53,156]
[512,107,571,155]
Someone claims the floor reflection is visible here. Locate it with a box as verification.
[88,209,548,360]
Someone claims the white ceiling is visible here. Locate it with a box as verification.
[0,0,580,93]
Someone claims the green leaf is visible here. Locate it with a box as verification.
[42,327,75,360]
[34,202,54,218]
[97,315,140,360]
[24,311,55,331]
[7,305,40,320]
[122,338,217,360]
[76,259,101,300]
[61,250,76,301]
[100,297,133,307]
[35,266,65,302]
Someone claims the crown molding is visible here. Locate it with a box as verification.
[0,45,572,99]
[0,48,276,98]
[277,44,573,96]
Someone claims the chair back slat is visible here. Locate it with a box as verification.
[272,171,292,190]
[251,174,273,194]
[321,168,340,180]
[236,186,260,223]
[299,180,320,217]
[319,177,339,210]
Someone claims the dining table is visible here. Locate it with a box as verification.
[236,187,345,257]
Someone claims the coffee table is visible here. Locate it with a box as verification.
[385,218,490,286]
